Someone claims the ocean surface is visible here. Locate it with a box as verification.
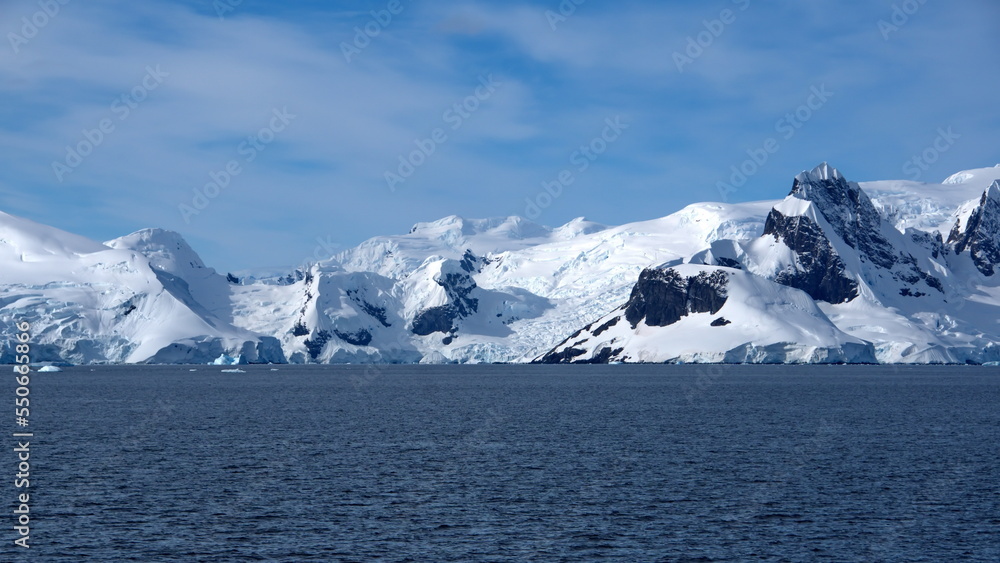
[9,364,1000,562]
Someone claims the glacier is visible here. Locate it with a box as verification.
[2,163,1000,365]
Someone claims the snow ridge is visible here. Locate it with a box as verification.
[4,163,1000,365]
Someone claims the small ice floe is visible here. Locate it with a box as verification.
[38,365,62,372]
[189,369,198,372]
[220,368,246,373]
[270,368,279,371]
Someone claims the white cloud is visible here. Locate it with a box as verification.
[0,0,996,270]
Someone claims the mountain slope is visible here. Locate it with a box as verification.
[0,214,284,364]
[106,228,237,323]
[947,181,1000,276]
[4,162,1000,365]
[544,164,1000,364]
[864,165,1000,235]
[537,264,876,364]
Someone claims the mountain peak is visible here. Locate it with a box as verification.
[949,179,1000,276]
[782,164,938,281]
[111,227,188,247]
[942,166,1000,187]
[106,228,207,270]
[794,162,843,184]
[789,163,857,208]
[553,217,608,239]
[987,180,1000,202]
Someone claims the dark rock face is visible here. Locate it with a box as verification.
[711,317,731,326]
[948,184,1000,276]
[281,268,312,285]
[304,329,332,360]
[439,272,479,317]
[623,268,729,329]
[120,297,139,318]
[910,230,946,260]
[333,329,373,347]
[762,209,859,304]
[790,170,898,269]
[591,316,619,337]
[587,347,624,364]
[536,346,588,364]
[411,305,458,336]
[346,289,391,327]
[459,249,484,273]
[411,265,480,336]
[787,165,943,295]
[715,257,742,269]
[536,314,624,363]
[535,344,624,364]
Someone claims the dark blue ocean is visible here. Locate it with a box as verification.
[8,365,1000,562]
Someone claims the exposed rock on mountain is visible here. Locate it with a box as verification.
[540,164,1000,365]
[948,181,1000,276]
[623,268,729,328]
[537,264,877,364]
[760,209,858,304]
[4,163,1000,365]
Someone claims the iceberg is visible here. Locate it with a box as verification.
[209,354,243,366]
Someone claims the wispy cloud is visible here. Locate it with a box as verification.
[0,0,997,270]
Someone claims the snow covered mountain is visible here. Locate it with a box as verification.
[4,163,1000,365]
[543,164,1000,364]
[537,264,876,364]
[0,216,283,364]
[222,200,773,364]
[864,165,1000,235]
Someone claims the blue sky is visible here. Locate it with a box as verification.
[1,0,998,272]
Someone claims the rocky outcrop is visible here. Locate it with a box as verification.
[948,182,1000,276]
[459,249,485,273]
[790,164,898,269]
[762,209,858,304]
[534,262,878,365]
[412,306,460,336]
[623,268,729,328]
[411,264,480,336]
[786,163,943,296]
[333,329,373,347]
[346,289,391,327]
